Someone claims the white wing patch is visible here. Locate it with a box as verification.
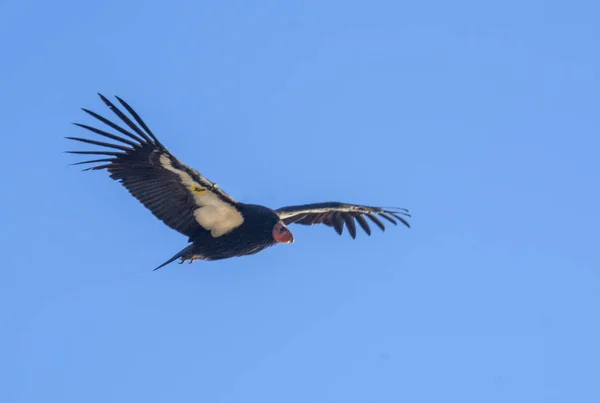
[159,154,244,237]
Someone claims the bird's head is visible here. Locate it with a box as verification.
[237,204,294,245]
[272,222,294,244]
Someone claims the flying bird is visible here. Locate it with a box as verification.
[67,94,411,270]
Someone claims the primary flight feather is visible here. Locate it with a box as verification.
[67,94,411,270]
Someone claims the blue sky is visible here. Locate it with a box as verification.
[2,0,599,402]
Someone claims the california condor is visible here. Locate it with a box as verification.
[67,94,411,270]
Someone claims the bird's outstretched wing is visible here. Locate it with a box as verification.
[276,202,410,238]
[67,94,244,239]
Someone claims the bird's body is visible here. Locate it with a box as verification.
[185,203,281,261]
[67,94,411,270]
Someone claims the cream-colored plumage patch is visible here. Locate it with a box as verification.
[159,154,244,237]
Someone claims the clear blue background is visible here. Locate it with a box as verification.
[2,0,599,402]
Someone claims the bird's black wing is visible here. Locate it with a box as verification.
[67,94,244,239]
[275,202,410,239]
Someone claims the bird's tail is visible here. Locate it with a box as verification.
[153,244,196,271]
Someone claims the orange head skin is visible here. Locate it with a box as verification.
[272,222,294,244]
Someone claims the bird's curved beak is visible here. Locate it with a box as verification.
[273,222,294,244]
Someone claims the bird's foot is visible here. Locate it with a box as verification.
[179,255,205,264]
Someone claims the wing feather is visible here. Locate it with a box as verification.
[366,213,386,232]
[389,212,411,228]
[73,122,140,147]
[378,213,398,225]
[332,213,344,235]
[80,109,146,145]
[66,136,132,151]
[354,215,372,236]
[342,214,357,239]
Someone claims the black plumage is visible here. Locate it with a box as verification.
[67,94,411,270]
[276,203,410,239]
